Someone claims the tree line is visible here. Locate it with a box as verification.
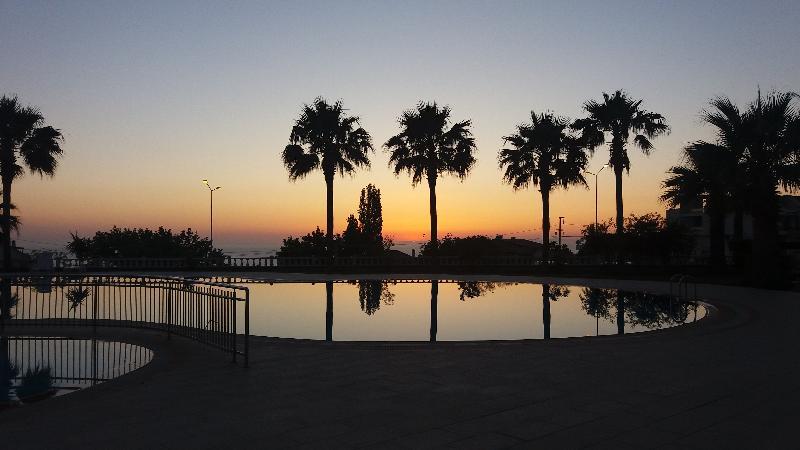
[283,92,669,259]
[282,90,799,285]
[1,89,798,286]
[661,91,800,285]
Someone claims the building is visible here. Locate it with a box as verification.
[666,195,800,262]
[0,241,33,270]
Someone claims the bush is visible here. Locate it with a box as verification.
[576,213,693,263]
[67,227,222,259]
[419,234,565,261]
[278,184,392,257]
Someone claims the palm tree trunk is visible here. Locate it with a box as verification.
[2,178,11,271]
[324,172,334,255]
[613,166,624,235]
[733,206,744,242]
[0,335,9,405]
[709,206,726,269]
[429,280,438,342]
[541,189,550,263]
[752,210,782,286]
[325,281,333,341]
[0,278,9,330]
[428,175,438,248]
[1,279,10,404]
[616,291,625,335]
[542,284,551,339]
[732,204,745,268]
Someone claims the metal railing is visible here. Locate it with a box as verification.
[6,336,152,386]
[669,273,698,301]
[52,255,708,271]
[0,275,249,366]
[52,258,225,270]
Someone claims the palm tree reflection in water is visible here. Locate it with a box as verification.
[542,284,570,339]
[579,287,698,335]
[430,280,438,342]
[325,282,333,342]
[318,282,698,342]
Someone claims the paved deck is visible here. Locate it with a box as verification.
[2,277,798,449]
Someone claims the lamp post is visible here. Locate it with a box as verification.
[202,179,221,248]
[584,164,609,227]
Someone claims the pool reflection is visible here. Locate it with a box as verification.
[237,281,705,342]
[1,336,152,408]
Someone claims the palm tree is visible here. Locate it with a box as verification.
[699,97,749,266]
[0,95,64,270]
[325,281,333,341]
[542,284,551,339]
[499,111,589,262]
[282,98,373,250]
[541,284,569,339]
[430,280,438,342]
[384,102,477,249]
[739,91,800,284]
[0,202,21,239]
[573,91,669,234]
[661,142,737,268]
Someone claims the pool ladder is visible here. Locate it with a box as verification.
[669,274,697,301]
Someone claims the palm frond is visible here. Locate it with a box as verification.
[633,135,654,154]
[20,126,63,176]
[660,141,736,211]
[282,144,320,180]
[283,97,373,181]
[385,102,476,185]
[499,110,589,193]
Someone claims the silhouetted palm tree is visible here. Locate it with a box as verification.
[739,91,800,284]
[616,291,625,335]
[384,102,477,248]
[1,348,16,405]
[0,202,21,239]
[542,284,551,339]
[325,281,333,341]
[500,111,589,262]
[0,96,64,269]
[662,142,737,268]
[697,97,750,266]
[573,91,669,234]
[430,280,438,342]
[282,98,373,249]
[541,284,569,339]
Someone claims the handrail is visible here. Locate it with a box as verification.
[669,273,697,301]
[1,274,250,366]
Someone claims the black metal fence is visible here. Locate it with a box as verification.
[52,255,709,271]
[6,336,152,386]
[0,275,249,365]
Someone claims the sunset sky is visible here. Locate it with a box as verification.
[2,1,799,254]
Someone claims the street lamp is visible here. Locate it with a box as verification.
[202,179,221,248]
[584,164,609,227]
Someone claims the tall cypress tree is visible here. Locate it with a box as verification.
[358,184,383,250]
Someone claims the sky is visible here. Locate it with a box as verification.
[1,0,799,254]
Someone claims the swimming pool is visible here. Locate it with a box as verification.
[1,337,152,408]
[230,280,707,341]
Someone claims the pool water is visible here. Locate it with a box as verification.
[1,337,153,408]
[233,281,706,341]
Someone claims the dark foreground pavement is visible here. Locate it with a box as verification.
[2,278,799,449]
